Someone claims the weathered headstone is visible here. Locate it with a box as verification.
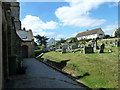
[94,38,99,50]
[106,41,108,44]
[99,43,105,53]
[62,48,66,53]
[110,41,113,44]
[62,44,68,53]
[84,47,94,54]
[91,40,95,47]
[71,43,78,49]
[117,40,120,47]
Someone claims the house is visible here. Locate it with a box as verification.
[76,28,105,40]
[66,37,73,43]
[47,38,56,47]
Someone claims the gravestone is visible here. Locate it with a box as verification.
[110,41,113,44]
[91,40,95,47]
[106,41,108,44]
[94,38,99,50]
[115,40,118,47]
[71,43,78,49]
[99,43,105,53]
[117,40,120,47]
[84,47,94,54]
[62,44,68,53]
[62,48,66,53]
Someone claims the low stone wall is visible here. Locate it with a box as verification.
[102,38,119,41]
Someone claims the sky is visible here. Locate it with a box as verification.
[19,0,119,40]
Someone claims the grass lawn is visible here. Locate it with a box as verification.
[41,46,118,88]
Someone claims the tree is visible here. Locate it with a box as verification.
[41,36,49,47]
[115,28,120,37]
[34,35,49,47]
[34,35,42,46]
[69,37,78,43]
[103,35,111,39]
[57,38,66,43]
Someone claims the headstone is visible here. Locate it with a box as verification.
[99,43,105,53]
[110,41,112,44]
[94,38,99,50]
[62,48,66,53]
[84,47,94,54]
[106,41,108,44]
[62,44,68,53]
[71,43,78,49]
[91,40,95,47]
[117,40,120,47]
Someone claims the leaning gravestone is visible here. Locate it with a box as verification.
[84,47,94,54]
[99,43,105,53]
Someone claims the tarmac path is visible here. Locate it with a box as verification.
[7,58,87,88]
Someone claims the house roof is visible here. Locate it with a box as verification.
[76,28,103,37]
[16,29,34,41]
[66,37,74,41]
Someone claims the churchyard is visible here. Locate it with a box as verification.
[37,39,119,88]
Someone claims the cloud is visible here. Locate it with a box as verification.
[108,2,118,8]
[102,24,118,35]
[56,34,64,40]
[55,0,119,28]
[21,15,58,36]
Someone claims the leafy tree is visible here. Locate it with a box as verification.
[115,28,120,37]
[69,37,78,43]
[57,38,66,43]
[34,35,42,45]
[103,35,111,39]
[41,36,49,47]
[34,35,49,47]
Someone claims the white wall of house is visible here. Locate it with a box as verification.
[0,1,3,89]
[86,34,97,39]
[97,30,105,38]
[77,30,105,40]
[77,34,97,40]
[47,38,56,47]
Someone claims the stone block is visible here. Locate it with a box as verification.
[84,47,94,54]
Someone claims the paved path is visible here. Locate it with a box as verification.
[7,58,87,88]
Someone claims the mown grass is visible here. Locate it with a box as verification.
[42,46,118,88]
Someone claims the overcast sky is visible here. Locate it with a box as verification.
[19,0,118,40]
